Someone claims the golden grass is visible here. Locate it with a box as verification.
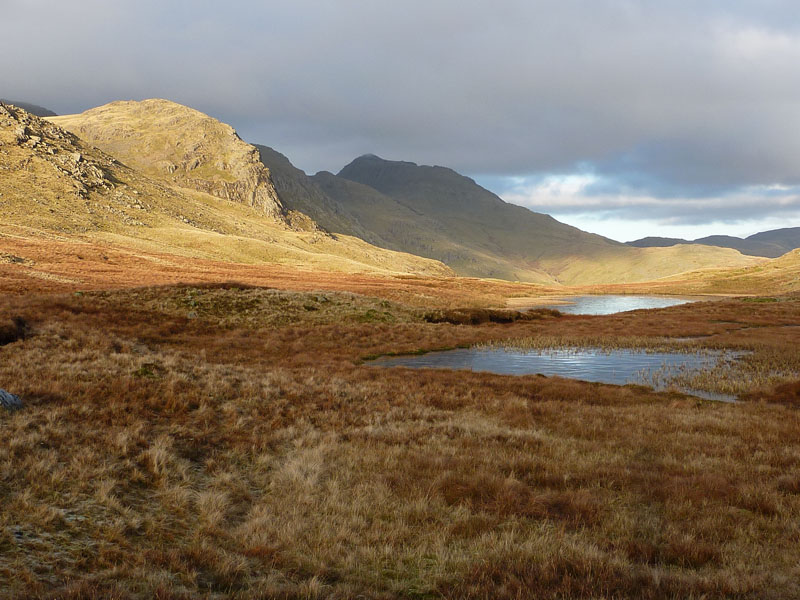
[1,282,799,598]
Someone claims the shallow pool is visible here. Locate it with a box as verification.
[542,295,700,315]
[368,347,737,401]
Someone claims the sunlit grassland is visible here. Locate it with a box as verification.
[1,286,799,598]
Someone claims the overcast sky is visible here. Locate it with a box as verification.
[3,0,800,241]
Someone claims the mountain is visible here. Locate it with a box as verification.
[748,227,800,251]
[0,99,57,117]
[627,236,696,248]
[255,145,378,242]
[627,228,800,258]
[50,99,282,217]
[0,101,451,277]
[258,151,760,285]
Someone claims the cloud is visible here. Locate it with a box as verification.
[2,1,800,230]
[497,172,800,225]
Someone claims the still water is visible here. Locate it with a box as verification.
[368,347,736,401]
[542,295,699,315]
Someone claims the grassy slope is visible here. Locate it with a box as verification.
[314,171,562,284]
[658,249,800,295]
[255,145,381,245]
[0,102,451,278]
[48,99,283,217]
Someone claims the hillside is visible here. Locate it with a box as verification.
[270,153,759,285]
[748,227,800,250]
[0,102,452,278]
[255,145,379,243]
[649,248,800,295]
[50,99,283,217]
[627,227,800,258]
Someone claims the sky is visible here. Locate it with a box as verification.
[3,0,800,242]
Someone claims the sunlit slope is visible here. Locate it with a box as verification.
[655,249,800,295]
[0,103,451,277]
[49,99,283,217]
[538,244,763,285]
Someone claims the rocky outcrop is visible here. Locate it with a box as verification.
[49,99,284,218]
[0,390,22,411]
[0,102,116,199]
[0,99,57,117]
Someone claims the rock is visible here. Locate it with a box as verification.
[0,390,22,411]
[14,125,28,143]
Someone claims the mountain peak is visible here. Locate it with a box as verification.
[340,154,418,174]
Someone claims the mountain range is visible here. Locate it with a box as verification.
[627,229,800,258]
[1,97,787,287]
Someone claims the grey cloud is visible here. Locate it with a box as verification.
[506,189,800,226]
[3,0,800,217]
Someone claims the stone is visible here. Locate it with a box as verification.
[0,390,22,411]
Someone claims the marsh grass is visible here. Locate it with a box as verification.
[1,286,799,598]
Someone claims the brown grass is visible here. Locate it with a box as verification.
[1,281,799,599]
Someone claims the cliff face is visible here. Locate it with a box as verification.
[49,99,284,218]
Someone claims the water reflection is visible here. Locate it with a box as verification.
[543,295,700,315]
[368,347,737,402]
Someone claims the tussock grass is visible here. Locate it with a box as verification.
[1,286,799,598]
[424,306,561,325]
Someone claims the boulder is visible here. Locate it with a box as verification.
[0,390,22,411]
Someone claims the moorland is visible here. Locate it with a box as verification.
[1,269,799,599]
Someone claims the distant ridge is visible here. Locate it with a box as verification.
[627,227,800,258]
[0,99,56,117]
